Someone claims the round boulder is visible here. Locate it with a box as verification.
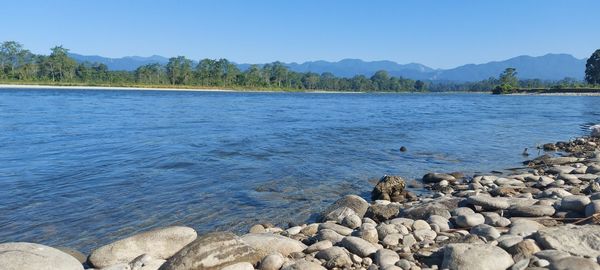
[0,242,84,270]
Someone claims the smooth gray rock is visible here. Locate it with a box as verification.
[316,246,352,268]
[375,249,400,267]
[467,195,510,210]
[342,214,362,229]
[550,256,600,270]
[428,215,451,231]
[241,233,307,256]
[401,203,453,219]
[339,236,377,257]
[560,195,591,212]
[359,223,379,244]
[534,225,600,257]
[587,164,600,174]
[0,242,84,270]
[592,125,600,138]
[509,205,555,217]
[221,262,254,270]
[158,232,262,270]
[366,203,401,222]
[586,200,600,217]
[319,222,353,236]
[260,253,284,270]
[442,243,514,270]
[509,219,544,237]
[281,259,326,270]
[454,213,485,228]
[55,247,87,264]
[304,240,333,253]
[320,195,369,222]
[470,224,500,240]
[90,226,197,268]
[317,229,344,244]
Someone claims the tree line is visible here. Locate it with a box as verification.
[1,41,598,92]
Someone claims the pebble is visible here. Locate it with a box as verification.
[454,213,485,228]
[560,195,591,212]
[470,224,500,240]
[260,253,285,270]
[304,240,333,253]
[340,236,378,257]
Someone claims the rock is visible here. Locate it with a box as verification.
[241,233,307,256]
[339,236,378,257]
[511,258,529,270]
[592,125,600,138]
[316,247,352,268]
[509,219,544,237]
[375,249,400,267]
[317,229,344,244]
[382,234,403,247]
[285,226,302,235]
[130,255,166,270]
[588,164,600,174]
[534,249,570,263]
[158,232,262,270]
[359,223,379,244]
[0,242,84,270]
[55,247,87,264]
[467,195,510,210]
[534,225,600,257]
[412,220,430,231]
[304,240,333,253]
[428,215,451,231]
[319,222,353,236]
[260,253,284,270]
[422,173,456,183]
[320,195,369,222]
[509,205,555,217]
[452,207,475,216]
[101,264,131,270]
[221,262,254,270]
[401,203,452,220]
[482,212,511,227]
[586,200,600,217]
[366,203,401,222]
[250,224,266,234]
[469,224,500,240]
[342,214,362,229]
[550,256,600,270]
[441,243,514,270]
[508,239,541,262]
[281,259,326,270]
[413,229,437,241]
[301,223,320,236]
[454,213,485,228]
[372,175,407,202]
[498,235,523,249]
[560,195,591,212]
[89,226,196,268]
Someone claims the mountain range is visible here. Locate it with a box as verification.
[68,53,587,82]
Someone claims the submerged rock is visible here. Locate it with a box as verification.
[0,242,84,270]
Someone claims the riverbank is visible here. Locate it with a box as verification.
[2,129,600,270]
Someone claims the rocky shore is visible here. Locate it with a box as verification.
[2,125,600,270]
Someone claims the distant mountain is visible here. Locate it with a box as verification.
[68,52,587,82]
[68,53,169,71]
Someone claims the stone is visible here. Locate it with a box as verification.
[90,226,197,268]
[366,203,401,222]
[158,232,262,270]
[372,175,407,202]
[412,220,430,231]
[342,214,362,229]
[317,229,344,244]
[315,247,352,268]
[55,247,87,264]
[498,235,523,249]
[509,205,555,217]
[467,195,510,210]
[339,236,378,257]
[304,240,333,253]
[428,215,451,231]
[452,207,475,216]
[534,225,600,257]
[454,213,485,228]
[534,249,570,263]
[382,234,403,247]
[0,242,84,270]
[250,224,266,234]
[401,203,453,220]
[359,223,379,244]
[509,219,544,237]
[469,224,500,240]
[413,229,437,241]
[422,173,456,183]
[221,262,254,270]
[375,249,400,267]
[588,164,600,174]
[508,239,541,262]
[560,195,591,212]
[550,256,600,270]
[241,233,307,256]
[441,243,514,270]
[285,226,302,235]
[281,259,326,270]
[592,125,600,138]
[320,195,369,222]
[319,222,353,236]
[586,200,600,217]
[301,223,320,236]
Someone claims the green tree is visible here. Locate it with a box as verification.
[493,68,518,94]
[414,80,426,91]
[44,46,77,81]
[166,56,192,85]
[585,49,600,85]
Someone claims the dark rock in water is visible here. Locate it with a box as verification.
[543,143,558,151]
[371,175,406,202]
[449,172,465,179]
[320,195,369,222]
[422,173,456,183]
[159,232,263,270]
[365,203,401,222]
[400,146,407,152]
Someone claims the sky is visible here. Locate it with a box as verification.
[1,0,598,69]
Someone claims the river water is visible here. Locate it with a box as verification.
[0,88,598,252]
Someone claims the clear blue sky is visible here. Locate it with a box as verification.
[1,0,598,69]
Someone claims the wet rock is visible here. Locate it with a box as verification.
[467,195,510,210]
[454,213,485,228]
[320,195,369,222]
[339,236,377,257]
[315,247,352,268]
[442,243,514,270]
[0,242,84,270]
[423,173,456,183]
[90,226,197,268]
[366,202,401,222]
[509,205,555,217]
[550,256,600,270]
[242,233,307,256]
[372,175,407,202]
[158,232,262,270]
[534,225,600,257]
